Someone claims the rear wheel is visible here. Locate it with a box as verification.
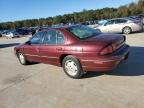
[62,55,84,79]
[17,52,29,65]
[123,27,132,34]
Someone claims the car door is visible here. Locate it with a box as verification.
[112,19,126,33]
[23,31,44,62]
[39,30,65,66]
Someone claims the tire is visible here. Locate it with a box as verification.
[122,27,132,34]
[62,55,84,79]
[17,51,29,65]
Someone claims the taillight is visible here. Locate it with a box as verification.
[99,45,113,55]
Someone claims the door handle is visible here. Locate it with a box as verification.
[56,47,62,50]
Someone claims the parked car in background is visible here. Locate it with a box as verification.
[16,28,31,35]
[88,24,99,29]
[5,31,22,39]
[0,31,2,37]
[5,32,13,38]
[128,16,141,20]
[1,30,9,37]
[14,25,129,79]
[95,18,143,34]
[79,20,99,29]
[138,14,144,25]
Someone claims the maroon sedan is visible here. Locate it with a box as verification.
[14,25,130,78]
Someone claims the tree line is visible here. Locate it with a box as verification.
[0,0,144,29]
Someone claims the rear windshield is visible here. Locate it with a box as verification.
[67,25,101,40]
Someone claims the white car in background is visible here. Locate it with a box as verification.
[5,32,14,38]
[5,31,22,39]
[1,31,9,37]
[95,18,143,34]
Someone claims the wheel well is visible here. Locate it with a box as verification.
[59,54,82,67]
[16,50,20,56]
[59,54,71,66]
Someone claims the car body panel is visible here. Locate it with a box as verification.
[23,44,41,62]
[80,44,129,71]
[39,45,63,65]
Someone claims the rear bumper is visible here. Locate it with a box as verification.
[81,44,130,72]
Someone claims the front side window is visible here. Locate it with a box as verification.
[67,25,101,40]
[30,32,44,44]
[106,20,115,25]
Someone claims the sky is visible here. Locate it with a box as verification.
[0,0,136,23]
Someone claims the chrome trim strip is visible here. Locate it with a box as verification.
[24,54,58,59]
[24,54,39,57]
[81,59,118,62]
[82,66,111,68]
[41,56,58,59]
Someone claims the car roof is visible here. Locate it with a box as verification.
[39,25,79,32]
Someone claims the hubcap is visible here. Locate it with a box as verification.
[124,28,130,34]
[65,60,78,76]
[19,53,25,64]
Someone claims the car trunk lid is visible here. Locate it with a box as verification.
[83,33,126,54]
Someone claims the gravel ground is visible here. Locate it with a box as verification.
[0,32,144,108]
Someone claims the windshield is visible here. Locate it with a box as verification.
[67,25,101,40]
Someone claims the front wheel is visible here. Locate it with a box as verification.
[62,55,84,79]
[122,27,132,34]
[17,52,29,65]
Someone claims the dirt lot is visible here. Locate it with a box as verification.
[0,33,144,108]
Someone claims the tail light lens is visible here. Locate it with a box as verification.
[99,45,113,55]
[99,36,125,55]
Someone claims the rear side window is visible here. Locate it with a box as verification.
[43,30,65,45]
[115,19,128,24]
[57,31,65,45]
